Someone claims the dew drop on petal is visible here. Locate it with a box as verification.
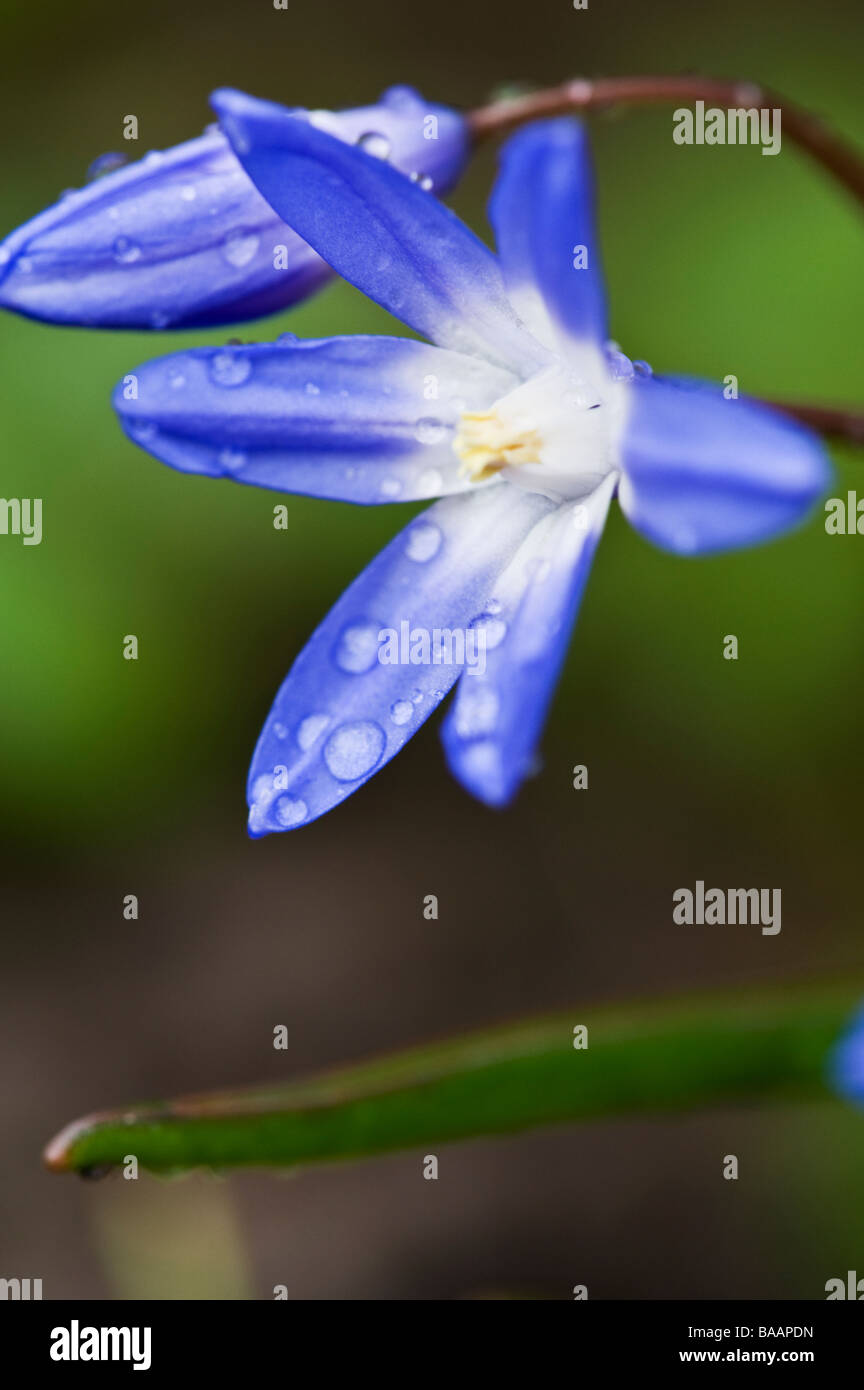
[272,722,287,739]
[149,310,171,329]
[168,368,186,390]
[381,86,418,112]
[410,688,423,704]
[86,151,128,182]
[218,447,246,472]
[296,713,330,751]
[417,468,443,494]
[304,381,321,396]
[379,478,402,499]
[405,521,442,563]
[180,184,198,201]
[323,720,386,781]
[414,417,446,446]
[355,131,391,160]
[129,421,157,444]
[472,613,508,649]
[275,795,308,827]
[390,699,413,726]
[209,350,251,387]
[277,332,299,346]
[419,175,434,191]
[606,348,635,382]
[222,228,260,267]
[333,621,381,674]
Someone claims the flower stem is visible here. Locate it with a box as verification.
[469,77,864,448]
[468,76,864,210]
[43,980,858,1176]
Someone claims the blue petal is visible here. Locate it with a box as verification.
[247,484,555,833]
[488,119,608,362]
[441,476,615,806]
[211,88,547,377]
[619,376,831,554]
[829,1004,864,1106]
[0,88,469,330]
[113,336,517,503]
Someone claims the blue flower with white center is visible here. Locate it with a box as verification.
[0,87,467,330]
[114,89,830,833]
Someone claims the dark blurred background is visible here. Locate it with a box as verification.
[1,0,862,1299]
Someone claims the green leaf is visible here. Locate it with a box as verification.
[44,982,860,1176]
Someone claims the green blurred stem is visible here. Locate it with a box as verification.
[45,982,859,1176]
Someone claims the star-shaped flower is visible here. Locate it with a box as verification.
[114,89,830,833]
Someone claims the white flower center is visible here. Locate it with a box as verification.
[454,359,629,502]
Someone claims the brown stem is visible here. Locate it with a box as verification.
[760,399,864,445]
[468,76,864,209]
[469,77,864,447]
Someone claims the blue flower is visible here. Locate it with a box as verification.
[829,1005,864,1105]
[114,90,831,833]
[0,87,467,330]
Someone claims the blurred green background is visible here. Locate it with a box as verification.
[1,0,862,1298]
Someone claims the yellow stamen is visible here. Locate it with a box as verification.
[454,410,543,482]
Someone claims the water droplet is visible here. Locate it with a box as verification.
[86,151,127,182]
[218,447,246,472]
[129,421,157,444]
[222,228,260,267]
[277,332,299,346]
[472,613,508,649]
[209,350,251,387]
[410,688,423,704]
[455,687,499,738]
[275,795,308,828]
[355,131,391,160]
[334,620,381,674]
[417,468,443,495]
[419,175,434,191]
[149,310,171,329]
[485,599,502,615]
[390,700,413,726]
[605,347,635,382]
[180,184,198,201]
[414,417,446,446]
[296,713,330,751]
[381,85,419,112]
[18,257,33,274]
[379,478,402,499]
[405,521,442,563]
[304,381,321,396]
[168,368,186,390]
[633,359,653,377]
[324,720,386,781]
[112,235,141,264]
[272,722,287,739]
